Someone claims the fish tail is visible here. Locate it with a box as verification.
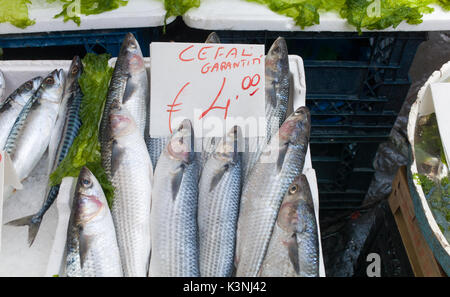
[5,214,42,247]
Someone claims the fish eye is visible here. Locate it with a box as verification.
[24,81,33,90]
[71,66,79,74]
[81,178,92,188]
[289,184,299,194]
[45,77,55,85]
[129,43,137,50]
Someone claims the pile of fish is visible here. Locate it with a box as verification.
[3,32,319,277]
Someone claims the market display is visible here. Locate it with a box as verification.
[6,57,83,246]
[0,32,319,277]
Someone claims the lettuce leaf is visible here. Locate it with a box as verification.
[0,0,35,29]
[341,0,435,32]
[50,0,128,26]
[50,53,115,205]
[245,0,441,32]
[246,0,345,28]
[437,0,450,10]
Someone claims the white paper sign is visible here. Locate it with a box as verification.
[150,42,265,138]
[0,151,22,252]
[430,82,450,165]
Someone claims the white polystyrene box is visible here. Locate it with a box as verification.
[0,0,175,35]
[183,0,450,32]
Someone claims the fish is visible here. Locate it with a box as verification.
[0,70,5,104]
[3,70,65,199]
[0,76,43,149]
[235,106,311,277]
[6,58,83,246]
[198,126,241,277]
[259,174,319,277]
[149,119,200,277]
[65,167,123,277]
[205,32,221,44]
[100,33,148,173]
[105,103,153,277]
[241,37,290,182]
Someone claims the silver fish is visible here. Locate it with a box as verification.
[235,106,311,277]
[198,126,241,277]
[0,70,5,104]
[3,70,64,198]
[259,174,319,277]
[242,37,290,181]
[149,119,200,277]
[205,32,221,44]
[107,103,153,277]
[0,76,43,149]
[6,58,83,246]
[101,33,148,173]
[65,167,123,277]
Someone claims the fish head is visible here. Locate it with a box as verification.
[205,32,221,43]
[278,106,311,146]
[266,37,288,73]
[122,33,145,74]
[276,174,308,233]
[74,167,107,226]
[39,69,66,103]
[109,102,137,137]
[167,119,194,164]
[214,126,240,165]
[13,76,43,105]
[66,56,83,87]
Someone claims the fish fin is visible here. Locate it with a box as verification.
[209,165,228,192]
[277,144,288,172]
[79,232,91,269]
[122,75,134,104]
[5,215,41,247]
[287,234,300,275]
[171,165,184,201]
[111,140,125,176]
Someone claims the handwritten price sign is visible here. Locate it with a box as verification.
[150,42,266,138]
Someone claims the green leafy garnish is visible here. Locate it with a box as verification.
[164,0,200,24]
[247,0,345,28]
[244,0,450,32]
[50,0,128,26]
[50,53,115,205]
[413,173,435,196]
[0,0,35,29]
[341,0,434,33]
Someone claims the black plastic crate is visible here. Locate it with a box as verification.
[0,27,159,58]
[195,30,426,211]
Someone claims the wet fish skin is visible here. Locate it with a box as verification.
[242,37,290,182]
[259,174,319,277]
[107,103,153,277]
[198,126,241,277]
[150,119,200,277]
[0,76,43,149]
[3,70,65,199]
[235,106,311,277]
[6,58,84,246]
[100,33,148,175]
[65,167,123,277]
